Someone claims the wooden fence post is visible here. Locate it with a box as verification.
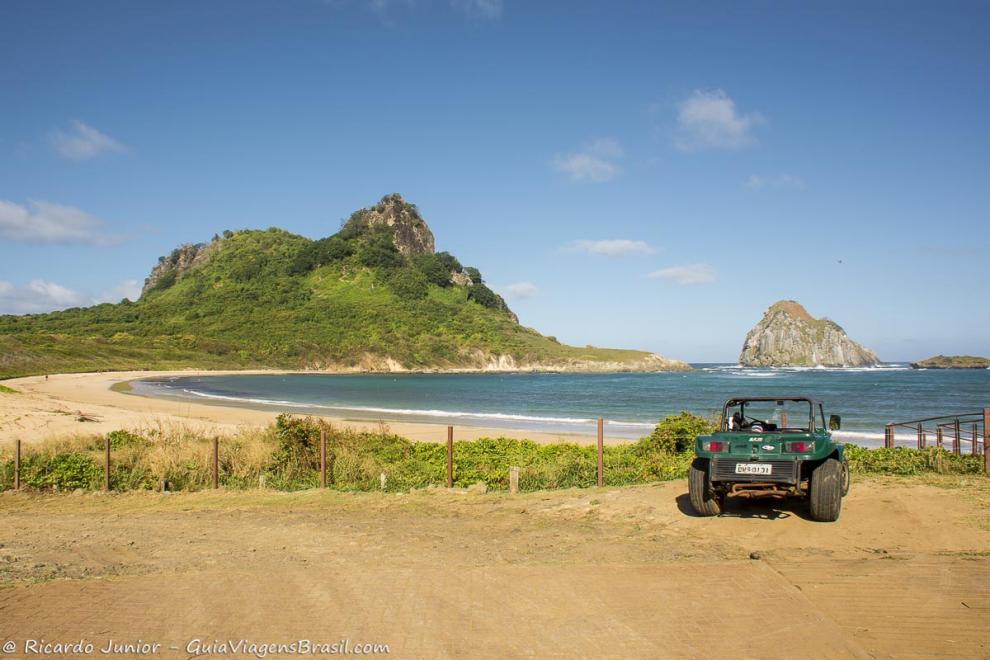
[104,436,111,492]
[596,417,604,487]
[509,466,519,495]
[14,439,21,491]
[936,427,943,450]
[917,423,923,449]
[884,424,894,449]
[319,428,327,489]
[983,408,989,474]
[446,426,453,488]
[212,437,219,489]
[972,423,979,456]
[953,419,961,456]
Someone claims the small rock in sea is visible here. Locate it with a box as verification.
[749,551,762,560]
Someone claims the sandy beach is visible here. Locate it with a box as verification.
[0,370,626,445]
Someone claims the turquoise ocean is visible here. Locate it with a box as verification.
[131,365,990,448]
[131,364,990,446]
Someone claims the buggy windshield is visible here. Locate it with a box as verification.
[723,398,815,433]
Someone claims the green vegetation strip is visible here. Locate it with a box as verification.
[0,413,984,493]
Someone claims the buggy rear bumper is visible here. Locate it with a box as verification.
[711,458,801,485]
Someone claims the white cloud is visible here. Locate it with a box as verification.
[565,239,655,257]
[0,279,85,314]
[50,120,128,160]
[674,90,763,151]
[500,282,538,300]
[0,277,143,314]
[552,138,624,183]
[451,0,502,19]
[0,199,119,245]
[745,174,806,190]
[648,263,717,285]
[95,279,143,304]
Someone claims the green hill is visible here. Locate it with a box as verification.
[0,194,688,378]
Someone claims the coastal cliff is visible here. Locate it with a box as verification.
[739,300,879,367]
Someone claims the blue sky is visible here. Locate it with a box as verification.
[1,0,988,362]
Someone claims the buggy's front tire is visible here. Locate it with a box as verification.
[809,458,843,522]
[688,458,723,516]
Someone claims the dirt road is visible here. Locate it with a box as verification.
[1,477,988,658]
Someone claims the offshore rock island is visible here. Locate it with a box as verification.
[910,355,990,369]
[739,300,880,368]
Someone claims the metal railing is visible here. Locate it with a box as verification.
[884,408,989,472]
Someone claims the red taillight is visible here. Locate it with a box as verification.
[704,441,728,452]
[784,441,814,453]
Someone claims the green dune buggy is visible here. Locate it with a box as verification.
[688,396,850,522]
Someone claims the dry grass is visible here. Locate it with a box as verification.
[1,422,278,491]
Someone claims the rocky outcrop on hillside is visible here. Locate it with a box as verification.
[343,193,435,257]
[305,350,692,373]
[142,236,224,296]
[739,300,879,367]
[458,350,692,373]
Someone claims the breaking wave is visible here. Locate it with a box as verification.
[178,388,654,429]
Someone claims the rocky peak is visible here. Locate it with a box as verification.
[739,299,880,367]
[141,236,223,297]
[768,299,814,322]
[344,193,435,257]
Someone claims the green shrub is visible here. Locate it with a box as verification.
[20,452,101,490]
[387,267,430,299]
[641,411,716,455]
[412,254,452,287]
[289,237,355,275]
[268,414,322,489]
[845,444,983,476]
[105,430,147,450]
[358,226,404,269]
[467,283,499,308]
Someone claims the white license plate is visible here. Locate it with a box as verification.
[735,463,772,475]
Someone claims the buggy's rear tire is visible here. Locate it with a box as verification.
[841,457,851,497]
[688,458,723,516]
[809,458,843,522]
